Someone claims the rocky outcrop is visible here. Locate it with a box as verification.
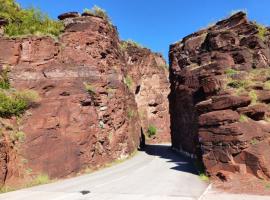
[0,13,142,186]
[123,43,170,142]
[169,12,270,180]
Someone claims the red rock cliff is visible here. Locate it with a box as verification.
[123,43,171,143]
[0,13,143,187]
[169,12,270,181]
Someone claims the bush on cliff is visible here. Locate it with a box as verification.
[0,90,40,117]
[0,0,64,37]
[84,6,111,22]
[0,68,10,90]
[120,40,143,50]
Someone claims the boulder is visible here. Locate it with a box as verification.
[58,12,80,20]
[199,110,240,126]
[237,104,268,120]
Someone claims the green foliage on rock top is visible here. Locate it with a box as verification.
[120,40,143,50]
[254,22,268,41]
[0,0,64,37]
[84,5,111,22]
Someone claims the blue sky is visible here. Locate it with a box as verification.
[17,0,270,61]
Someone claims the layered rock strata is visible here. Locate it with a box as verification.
[169,12,270,180]
[0,13,142,186]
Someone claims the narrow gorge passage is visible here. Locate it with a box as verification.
[0,144,207,200]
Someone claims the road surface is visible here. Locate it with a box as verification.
[0,144,208,200]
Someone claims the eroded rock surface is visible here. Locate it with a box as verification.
[123,43,171,143]
[169,12,270,180]
[0,14,143,186]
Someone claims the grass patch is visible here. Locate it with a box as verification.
[199,173,210,182]
[225,68,238,77]
[264,81,270,90]
[0,67,10,90]
[265,182,270,190]
[147,124,157,137]
[26,174,50,187]
[127,109,135,119]
[11,131,25,142]
[227,79,249,89]
[249,90,258,104]
[250,138,259,145]
[84,6,111,23]
[1,0,64,37]
[254,22,268,41]
[124,76,133,90]
[0,186,16,193]
[239,114,249,122]
[84,82,96,96]
[120,40,143,50]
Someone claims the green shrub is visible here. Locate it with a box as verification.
[249,90,258,104]
[147,125,157,137]
[227,79,248,89]
[84,83,96,96]
[265,182,270,190]
[199,173,209,182]
[250,138,259,145]
[0,90,39,117]
[264,81,270,90]
[225,68,238,77]
[15,90,40,105]
[127,109,135,119]
[254,22,268,41]
[11,131,25,142]
[0,186,15,193]
[120,40,143,50]
[84,5,111,22]
[1,0,64,37]
[0,68,10,90]
[239,114,249,122]
[0,92,28,117]
[27,174,50,187]
[124,76,133,90]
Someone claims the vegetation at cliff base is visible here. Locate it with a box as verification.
[26,174,51,187]
[0,0,64,37]
[147,125,157,137]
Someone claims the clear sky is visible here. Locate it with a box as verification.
[17,0,270,61]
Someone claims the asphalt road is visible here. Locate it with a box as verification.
[0,144,208,200]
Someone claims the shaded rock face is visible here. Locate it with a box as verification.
[123,44,170,143]
[169,12,270,180]
[0,15,142,186]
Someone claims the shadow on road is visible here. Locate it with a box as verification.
[142,144,198,175]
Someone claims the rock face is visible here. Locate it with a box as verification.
[123,43,171,142]
[0,14,144,186]
[169,12,270,180]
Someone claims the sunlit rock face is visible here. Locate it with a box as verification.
[123,43,171,143]
[169,12,270,181]
[0,13,142,186]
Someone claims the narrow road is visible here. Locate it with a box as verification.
[0,144,207,200]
